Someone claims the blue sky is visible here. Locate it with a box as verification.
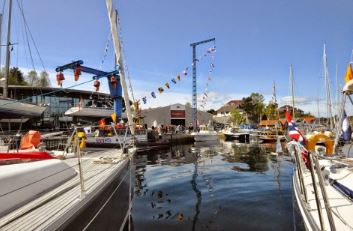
[3,0,353,115]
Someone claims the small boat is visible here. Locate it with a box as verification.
[80,124,147,148]
[191,123,219,142]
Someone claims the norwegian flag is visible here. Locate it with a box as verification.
[286,108,305,145]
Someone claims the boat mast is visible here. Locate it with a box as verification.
[3,0,12,98]
[323,44,335,130]
[290,64,295,119]
[105,0,135,135]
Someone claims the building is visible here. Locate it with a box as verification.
[213,99,244,125]
[0,85,112,129]
[141,103,213,128]
[215,100,243,117]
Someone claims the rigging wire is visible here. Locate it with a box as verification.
[115,8,135,103]
[17,0,35,73]
[15,0,46,72]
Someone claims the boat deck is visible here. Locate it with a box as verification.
[294,163,353,231]
[0,148,133,230]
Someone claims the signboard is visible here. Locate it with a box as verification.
[171,110,185,118]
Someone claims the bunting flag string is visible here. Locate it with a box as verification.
[199,48,216,109]
[140,45,216,104]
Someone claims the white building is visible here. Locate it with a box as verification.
[141,103,213,128]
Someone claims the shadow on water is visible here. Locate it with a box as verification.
[131,141,304,231]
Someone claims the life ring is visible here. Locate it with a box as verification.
[306,133,334,155]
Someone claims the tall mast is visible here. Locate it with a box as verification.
[106,0,135,135]
[3,0,12,98]
[290,64,295,119]
[323,44,335,130]
[0,14,3,71]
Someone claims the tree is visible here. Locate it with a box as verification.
[27,70,38,86]
[230,108,245,126]
[239,92,265,123]
[37,71,51,87]
[185,102,191,108]
[264,103,278,120]
[8,67,27,85]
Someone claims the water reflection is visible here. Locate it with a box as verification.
[132,141,304,231]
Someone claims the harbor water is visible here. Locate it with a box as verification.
[132,141,305,231]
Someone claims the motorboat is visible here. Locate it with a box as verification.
[79,124,147,148]
[191,123,219,142]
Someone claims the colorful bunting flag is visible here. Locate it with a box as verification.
[171,78,177,84]
[177,75,181,81]
[158,87,164,93]
[151,92,156,98]
[165,83,170,89]
[142,97,147,104]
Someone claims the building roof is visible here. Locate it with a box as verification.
[259,119,286,126]
[302,116,315,123]
[226,100,243,107]
[217,105,244,113]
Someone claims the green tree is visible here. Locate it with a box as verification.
[230,108,245,126]
[264,103,278,120]
[27,70,38,86]
[8,67,27,85]
[37,71,51,87]
[240,92,265,123]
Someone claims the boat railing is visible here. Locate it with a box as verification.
[287,141,336,231]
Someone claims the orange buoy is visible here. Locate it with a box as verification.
[111,75,117,88]
[56,72,65,86]
[74,66,81,81]
[93,80,100,91]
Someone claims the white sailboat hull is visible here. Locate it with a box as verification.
[191,131,219,142]
[65,106,113,118]
[0,98,46,118]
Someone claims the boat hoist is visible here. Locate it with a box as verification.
[55,60,123,118]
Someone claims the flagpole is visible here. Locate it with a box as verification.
[290,64,295,120]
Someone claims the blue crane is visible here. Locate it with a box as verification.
[190,38,215,131]
[55,60,123,118]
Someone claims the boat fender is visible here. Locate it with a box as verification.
[80,138,86,149]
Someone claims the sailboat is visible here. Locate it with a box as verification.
[0,0,46,118]
[288,57,353,231]
[0,1,136,230]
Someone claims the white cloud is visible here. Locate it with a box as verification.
[280,96,313,105]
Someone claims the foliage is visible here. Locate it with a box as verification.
[8,67,27,85]
[230,108,245,125]
[185,102,191,108]
[27,70,38,86]
[37,71,51,87]
[264,103,278,120]
[240,92,265,123]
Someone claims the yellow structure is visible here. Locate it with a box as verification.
[306,133,334,155]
